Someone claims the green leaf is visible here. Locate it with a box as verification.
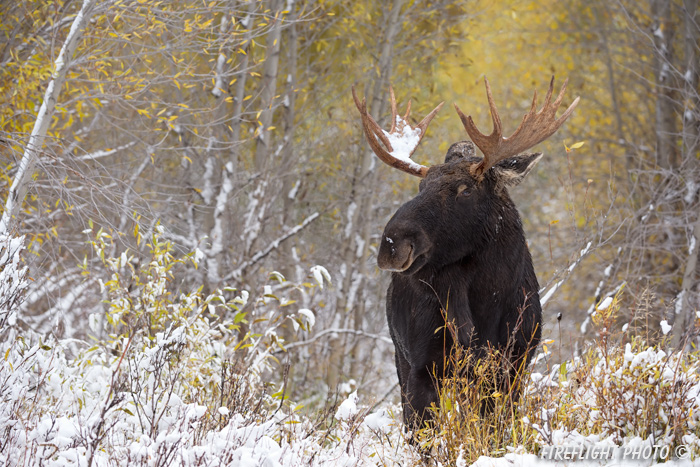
[559,361,567,381]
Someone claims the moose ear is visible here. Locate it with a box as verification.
[491,153,543,187]
[444,141,476,163]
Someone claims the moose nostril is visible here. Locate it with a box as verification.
[384,236,395,252]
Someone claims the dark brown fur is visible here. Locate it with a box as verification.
[378,141,543,430]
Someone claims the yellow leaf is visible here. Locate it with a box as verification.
[570,141,585,149]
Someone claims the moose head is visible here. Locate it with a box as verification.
[353,78,579,429]
[353,78,579,277]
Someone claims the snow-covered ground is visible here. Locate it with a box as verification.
[3,333,700,466]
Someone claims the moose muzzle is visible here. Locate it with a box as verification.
[377,222,430,273]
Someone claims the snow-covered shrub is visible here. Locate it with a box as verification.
[0,226,345,466]
[524,292,700,463]
[563,339,700,445]
[5,229,700,466]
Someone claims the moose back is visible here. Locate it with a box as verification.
[353,78,579,429]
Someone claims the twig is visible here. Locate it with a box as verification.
[275,327,393,354]
[225,211,320,281]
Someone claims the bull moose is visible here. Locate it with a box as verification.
[352,78,579,430]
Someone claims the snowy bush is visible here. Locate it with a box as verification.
[524,293,700,464]
[0,227,413,466]
[3,231,700,466]
[564,340,700,442]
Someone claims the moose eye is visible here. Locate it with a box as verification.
[456,184,470,197]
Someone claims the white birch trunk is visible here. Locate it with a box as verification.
[0,0,97,235]
[331,0,404,388]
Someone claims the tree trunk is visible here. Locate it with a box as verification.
[243,0,284,261]
[651,0,679,169]
[279,3,299,343]
[328,0,404,391]
[0,0,97,235]
[229,1,257,174]
[593,3,630,170]
[254,0,284,173]
[675,0,700,343]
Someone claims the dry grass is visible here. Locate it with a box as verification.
[408,291,700,465]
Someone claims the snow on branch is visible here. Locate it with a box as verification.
[276,327,393,354]
[226,212,320,281]
[77,141,137,161]
[211,14,231,98]
[540,241,593,307]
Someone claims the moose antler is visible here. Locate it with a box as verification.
[352,86,444,178]
[454,77,580,177]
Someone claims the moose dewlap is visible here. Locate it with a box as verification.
[353,78,579,430]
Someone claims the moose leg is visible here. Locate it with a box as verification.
[394,351,412,426]
[395,350,439,430]
[404,366,439,431]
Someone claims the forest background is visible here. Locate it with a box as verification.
[1,0,699,407]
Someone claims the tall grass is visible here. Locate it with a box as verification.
[410,292,700,465]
